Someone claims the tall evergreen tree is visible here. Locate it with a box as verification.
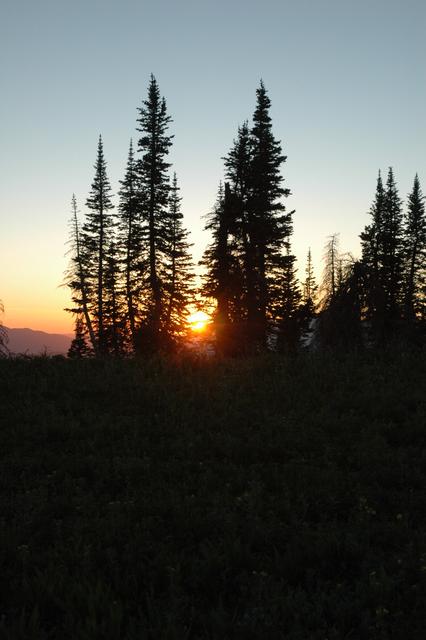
[64,194,97,353]
[117,139,144,346]
[381,167,404,320]
[273,250,303,352]
[162,174,195,347]
[360,171,385,283]
[82,136,115,355]
[135,75,173,349]
[247,80,293,346]
[200,183,244,354]
[68,316,91,358]
[302,248,318,317]
[103,241,125,356]
[403,174,426,320]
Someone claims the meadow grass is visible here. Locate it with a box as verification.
[0,350,425,638]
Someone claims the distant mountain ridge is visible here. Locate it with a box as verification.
[4,327,72,356]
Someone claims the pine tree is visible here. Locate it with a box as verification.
[117,140,144,346]
[64,194,97,353]
[381,167,404,320]
[247,80,293,346]
[200,183,244,354]
[82,136,115,355]
[161,174,195,348]
[68,316,91,358]
[223,122,253,343]
[135,75,173,350]
[302,248,318,317]
[103,241,125,356]
[273,250,303,352]
[403,174,426,320]
[360,171,385,283]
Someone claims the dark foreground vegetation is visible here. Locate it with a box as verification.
[1,351,426,639]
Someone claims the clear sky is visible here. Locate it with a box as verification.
[1,0,425,333]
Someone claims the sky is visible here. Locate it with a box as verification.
[1,0,425,334]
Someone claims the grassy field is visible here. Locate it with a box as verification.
[0,351,425,639]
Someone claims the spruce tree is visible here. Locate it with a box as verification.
[381,167,404,321]
[273,250,303,352]
[135,75,173,350]
[200,183,244,354]
[82,136,115,355]
[302,248,318,317]
[68,316,91,358]
[247,80,293,346]
[162,174,195,348]
[403,174,426,320]
[64,194,97,353]
[103,241,125,356]
[117,139,144,346]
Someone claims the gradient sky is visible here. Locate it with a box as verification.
[1,0,425,333]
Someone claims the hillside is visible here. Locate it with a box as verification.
[0,351,425,638]
[4,327,71,355]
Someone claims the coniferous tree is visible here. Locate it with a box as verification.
[82,136,115,355]
[247,81,293,346]
[403,174,426,321]
[273,250,303,352]
[200,183,244,354]
[135,75,173,350]
[302,248,318,318]
[117,140,144,346]
[162,174,195,348]
[64,194,97,353]
[68,316,91,358]
[224,121,253,336]
[320,234,340,309]
[103,241,125,355]
[381,167,404,323]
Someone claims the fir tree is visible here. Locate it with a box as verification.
[200,183,244,355]
[162,174,195,348]
[403,174,426,320]
[117,140,144,346]
[247,80,293,346]
[82,136,115,355]
[68,316,91,358]
[273,250,303,352]
[64,195,97,353]
[381,167,404,320]
[135,75,173,349]
[302,248,318,317]
[103,241,125,356]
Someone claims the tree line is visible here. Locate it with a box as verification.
[59,75,424,356]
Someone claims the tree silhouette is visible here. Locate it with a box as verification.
[68,316,91,358]
[135,75,173,351]
[247,80,293,346]
[117,140,143,347]
[64,194,97,354]
[162,174,195,349]
[403,174,426,322]
[82,136,115,355]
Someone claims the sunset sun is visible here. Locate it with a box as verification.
[188,310,210,332]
